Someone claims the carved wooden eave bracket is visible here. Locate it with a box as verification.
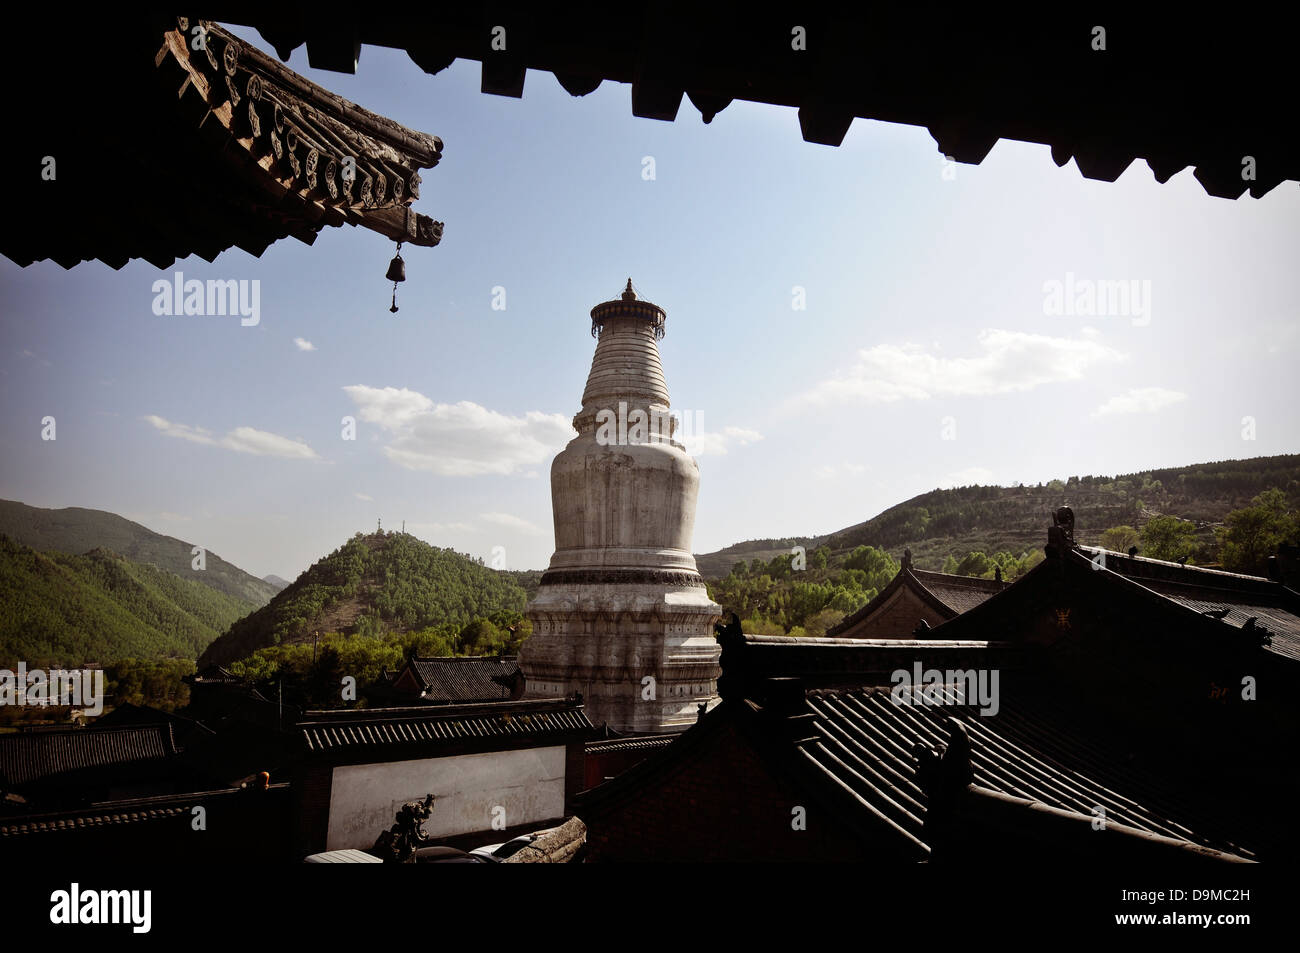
[159,18,444,252]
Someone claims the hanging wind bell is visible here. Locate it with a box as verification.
[386,241,406,312]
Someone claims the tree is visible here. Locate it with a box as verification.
[953,552,991,577]
[1139,516,1198,562]
[1216,488,1299,574]
[842,546,899,591]
[307,646,345,709]
[740,617,785,636]
[458,619,501,654]
[803,608,847,638]
[1099,525,1140,553]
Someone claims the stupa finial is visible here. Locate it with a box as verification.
[622,278,636,300]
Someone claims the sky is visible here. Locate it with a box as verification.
[1,26,1297,581]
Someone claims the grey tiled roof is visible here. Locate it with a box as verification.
[1078,546,1300,662]
[0,804,189,837]
[405,656,521,702]
[912,570,1009,614]
[0,784,291,838]
[799,688,1257,859]
[585,735,677,755]
[298,699,593,753]
[829,568,1007,637]
[0,725,179,788]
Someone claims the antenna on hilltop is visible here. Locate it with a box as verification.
[377,517,382,533]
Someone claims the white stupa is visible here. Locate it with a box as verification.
[520,280,722,733]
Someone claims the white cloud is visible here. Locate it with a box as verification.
[294,337,316,352]
[222,427,318,459]
[354,493,374,502]
[1092,387,1188,417]
[480,512,544,536]
[144,416,318,459]
[343,385,434,428]
[143,415,216,446]
[937,467,996,489]
[682,426,764,457]
[796,329,1126,406]
[343,385,574,476]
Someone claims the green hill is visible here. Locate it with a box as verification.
[0,535,260,666]
[695,454,1300,577]
[199,530,529,666]
[0,500,278,606]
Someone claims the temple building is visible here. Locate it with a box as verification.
[372,656,525,705]
[576,511,1300,862]
[520,282,722,734]
[827,549,1009,639]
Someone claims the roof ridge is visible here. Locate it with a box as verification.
[1078,545,1271,582]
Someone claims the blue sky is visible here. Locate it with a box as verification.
[1,26,1297,580]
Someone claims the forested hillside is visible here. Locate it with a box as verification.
[199,530,529,666]
[699,455,1300,637]
[0,535,259,666]
[696,454,1300,577]
[0,500,277,606]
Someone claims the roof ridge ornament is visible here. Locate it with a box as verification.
[1047,505,1076,559]
[622,277,636,300]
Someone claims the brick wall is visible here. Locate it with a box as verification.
[292,762,333,858]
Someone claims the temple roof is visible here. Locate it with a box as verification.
[297,696,594,755]
[207,7,1295,199]
[828,563,1009,637]
[931,542,1300,664]
[391,656,523,704]
[799,687,1257,859]
[0,783,291,840]
[911,570,1010,614]
[577,659,1257,860]
[1077,546,1300,662]
[0,724,180,790]
[3,14,443,270]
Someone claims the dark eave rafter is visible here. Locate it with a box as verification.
[200,7,1297,200]
[1,12,444,271]
[159,20,444,251]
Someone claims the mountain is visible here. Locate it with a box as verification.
[0,535,261,665]
[694,454,1300,577]
[0,500,278,606]
[262,574,291,592]
[199,530,529,666]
